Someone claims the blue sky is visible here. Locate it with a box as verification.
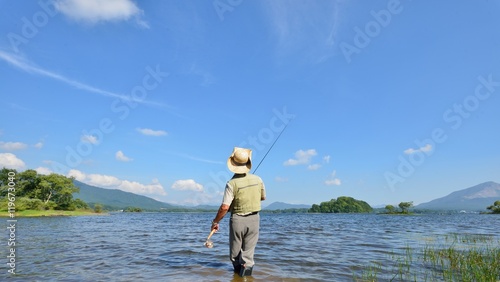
[1,0,499,207]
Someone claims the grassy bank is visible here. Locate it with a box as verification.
[354,234,500,281]
[0,209,107,217]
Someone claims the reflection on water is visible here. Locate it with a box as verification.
[2,213,499,281]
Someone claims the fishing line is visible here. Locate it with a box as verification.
[252,117,293,174]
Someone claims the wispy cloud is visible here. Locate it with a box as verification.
[404,144,433,155]
[275,176,289,182]
[0,50,165,107]
[137,128,168,136]
[0,141,28,151]
[174,152,224,165]
[262,0,343,62]
[308,164,321,170]
[188,63,216,87]
[81,134,99,144]
[323,155,331,163]
[54,0,149,27]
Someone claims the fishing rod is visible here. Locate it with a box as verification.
[252,118,293,174]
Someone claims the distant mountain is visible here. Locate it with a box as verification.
[73,180,176,211]
[263,201,311,210]
[416,181,500,211]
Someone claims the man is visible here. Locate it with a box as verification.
[211,147,266,277]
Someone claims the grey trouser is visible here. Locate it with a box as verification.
[229,212,260,268]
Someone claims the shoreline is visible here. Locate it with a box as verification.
[0,210,108,217]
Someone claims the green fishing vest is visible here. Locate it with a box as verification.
[228,173,263,214]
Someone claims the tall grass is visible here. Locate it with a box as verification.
[354,233,500,281]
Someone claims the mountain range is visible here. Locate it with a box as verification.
[416,181,500,211]
[73,180,500,212]
[73,180,177,210]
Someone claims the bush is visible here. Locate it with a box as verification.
[24,198,44,210]
[73,199,89,209]
[0,197,45,211]
[43,201,57,210]
[94,203,103,213]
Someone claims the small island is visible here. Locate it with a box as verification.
[309,196,373,213]
[381,201,414,215]
[486,200,500,214]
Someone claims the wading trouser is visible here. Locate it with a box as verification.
[229,212,260,268]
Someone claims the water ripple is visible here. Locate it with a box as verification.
[2,213,499,281]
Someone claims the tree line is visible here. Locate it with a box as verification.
[0,168,86,211]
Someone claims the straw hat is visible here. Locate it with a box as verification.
[227,147,252,174]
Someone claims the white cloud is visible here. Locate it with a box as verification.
[0,153,26,170]
[116,150,133,162]
[307,164,321,170]
[81,134,99,144]
[87,174,122,187]
[404,144,433,155]
[284,149,317,166]
[54,0,148,27]
[67,169,167,196]
[35,167,53,175]
[67,169,86,181]
[137,128,168,136]
[118,178,166,196]
[0,141,28,151]
[34,142,44,149]
[325,178,341,186]
[324,170,341,186]
[171,179,204,192]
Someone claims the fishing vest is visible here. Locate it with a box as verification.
[229,173,263,214]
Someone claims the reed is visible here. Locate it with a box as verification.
[354,234,500,281]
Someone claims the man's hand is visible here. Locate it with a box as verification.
[211,221,219,232]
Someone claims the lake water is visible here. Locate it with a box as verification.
[2,212,499,281]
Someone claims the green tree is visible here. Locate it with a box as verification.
[36,174,79,210]
[487,200,500,214]
[0,168,14,197]
[310,204,320,213]
[16,169,42,198]
[1,168,86,211]
[385,205,395,213]
[399,201,413,214]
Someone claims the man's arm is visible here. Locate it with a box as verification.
[211,204,229,231]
